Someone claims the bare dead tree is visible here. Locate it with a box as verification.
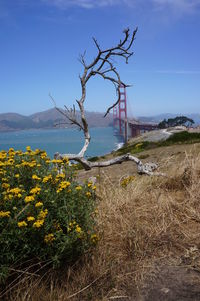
[53,28,163,176]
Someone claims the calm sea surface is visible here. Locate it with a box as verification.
[0,127,123,158]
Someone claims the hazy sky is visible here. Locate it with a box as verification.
[0,0,200,117]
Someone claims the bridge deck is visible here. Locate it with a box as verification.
[116,118,158,130]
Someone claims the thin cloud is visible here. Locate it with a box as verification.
[42,0,200,13]
[127,70,200,75]
[157,70,200,75]
[152,0,200,13]
[41,0,120,9]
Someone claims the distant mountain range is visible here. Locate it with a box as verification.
[0,109,199,132]
[138,113,200,126]
[0,108,113,132]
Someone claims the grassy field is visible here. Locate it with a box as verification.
[2,133,200,301]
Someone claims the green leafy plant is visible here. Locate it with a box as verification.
[0,147,97,283]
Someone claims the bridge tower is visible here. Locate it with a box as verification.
[112,84,128,142]
[118,84,128,142]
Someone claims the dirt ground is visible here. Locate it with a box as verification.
[141,263,200,301]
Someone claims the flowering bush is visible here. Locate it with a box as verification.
[0,147,97,282]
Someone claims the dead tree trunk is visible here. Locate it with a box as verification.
[52,28,163,176]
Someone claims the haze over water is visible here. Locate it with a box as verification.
[0,127,122,158]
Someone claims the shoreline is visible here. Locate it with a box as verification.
[0,125,114,134]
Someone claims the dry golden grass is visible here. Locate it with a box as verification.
[3,148,200,301]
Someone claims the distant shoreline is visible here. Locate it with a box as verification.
[0,125,112,134]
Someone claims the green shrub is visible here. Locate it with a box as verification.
[159,131,200,146]
[0,147,97,283]
[116,141,153,155]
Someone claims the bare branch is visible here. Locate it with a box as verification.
[53,27,162,176]
[104,85,121,117]
[92,37,101,52]
[55,152,165,176]
[49,93,84,131]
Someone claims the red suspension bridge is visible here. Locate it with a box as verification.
[113,85,158,142]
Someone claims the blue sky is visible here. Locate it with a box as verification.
[0,0,200,117]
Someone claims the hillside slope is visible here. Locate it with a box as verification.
[3,130,200,300]
[0,108,112,131]
[6,140,200,301]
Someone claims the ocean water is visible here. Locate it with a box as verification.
[0,127,123,158]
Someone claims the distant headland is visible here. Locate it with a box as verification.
[0,108,199,132]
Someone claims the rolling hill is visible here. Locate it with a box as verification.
[0,108,113,131]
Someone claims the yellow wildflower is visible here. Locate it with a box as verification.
[34,149,41,155]
[30,187,41,195]
[92,186,96,190]
[21,160,36,168]
[44,233,55,243]
[0,211,10,218]
[40,152,47,159]
[55,173,65,180]
[2,183,10,189]
[25,195,35,203]
[56,181,71,193]
[75,225,82,233]
[8,159,14,164]
[9,187,22,195]
[21,161,29,167]
[35,201,43,208]
[86,192,91,197]
[62,157,69,164]
[8,194,13,200]
[18,221,28,227]
[91,234,99,243]
[51,159,62,164]
[67,221,76,232]
[32,175,41,181]
[2,178,8,182]
[42,175,52,183]
[38,209,48,219]
[26,146,31,151]
[29,162,36,168]
[15,174,20,178]
[121,176,135,188]
[88,183,92,188]
[0,152,7,160]
[75,186,82,191]
[33,219,44,228]
[27,216,35,222]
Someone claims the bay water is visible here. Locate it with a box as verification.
[0,127,123,158]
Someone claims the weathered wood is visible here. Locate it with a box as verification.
[53,28,164,176]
